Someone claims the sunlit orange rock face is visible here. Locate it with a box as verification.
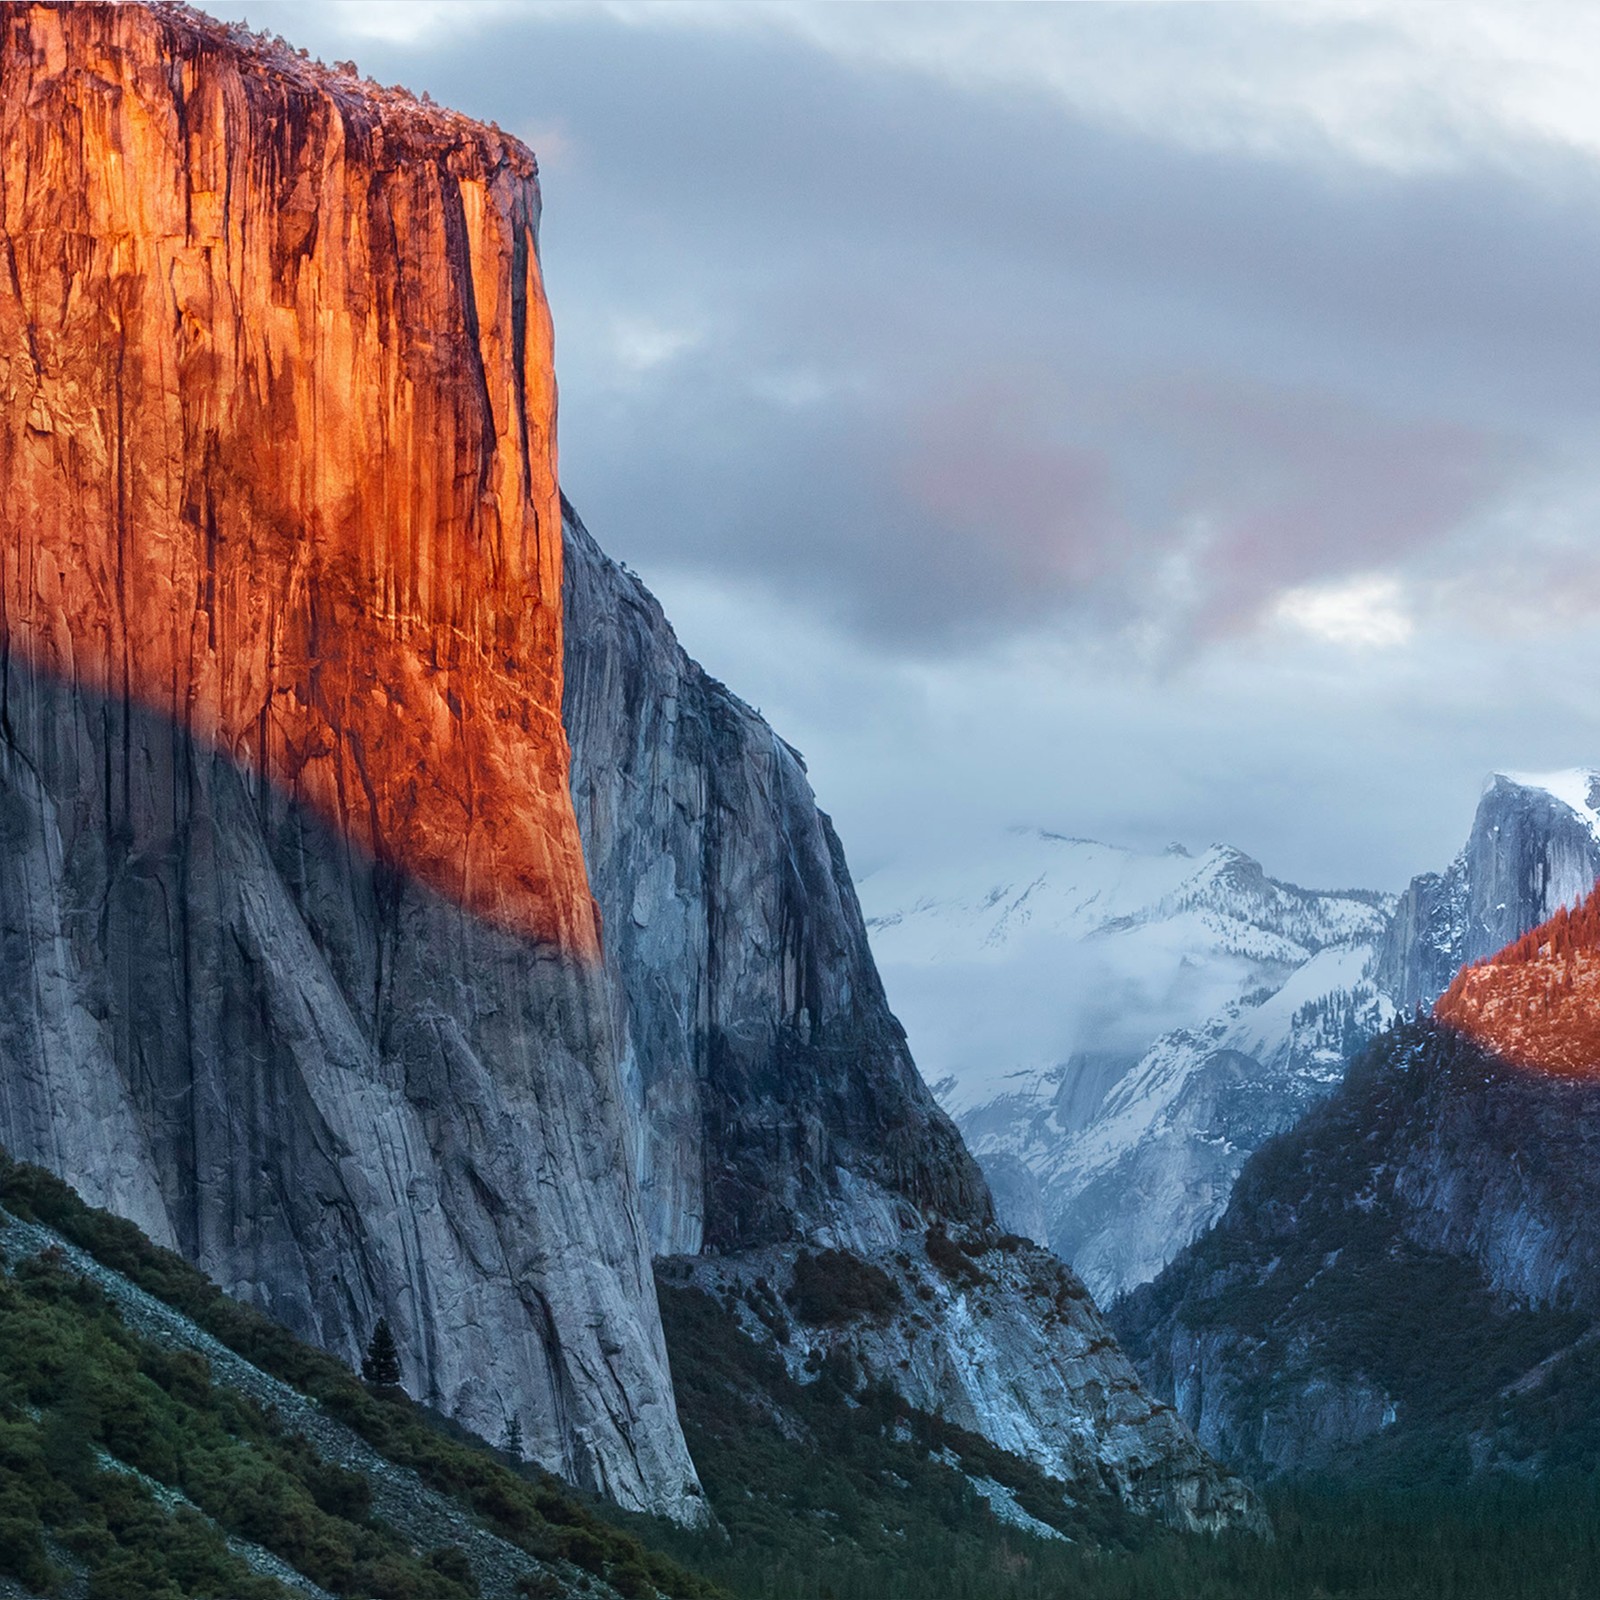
[1435,882,1600,1077]
[0,1,596,955]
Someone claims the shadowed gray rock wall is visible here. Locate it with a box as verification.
[561,501,1260,1531]
[0,656,702,1522]
[561,499,989,1257]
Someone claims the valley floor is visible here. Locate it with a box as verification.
[649,1479,1600,1600]
[635,1275,1600,1600]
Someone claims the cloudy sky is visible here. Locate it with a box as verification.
[220,1,1600,893]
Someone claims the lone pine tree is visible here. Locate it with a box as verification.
[361,1317,403,1391]
[501,1412,525,1462]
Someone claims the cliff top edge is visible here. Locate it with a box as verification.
[23,1,539,178]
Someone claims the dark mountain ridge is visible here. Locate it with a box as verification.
[1113,1013,1600,1479]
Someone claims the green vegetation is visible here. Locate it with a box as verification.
[0,1247,465,1600]
[1114,1020,1600,1486]
[6,1146,1600,1600]
[922,1225,992,1291]
[361,1320,403,1392]
[0,1152,724,1600]
[785,1250,900,1326]
[1052,1477,1600,1600]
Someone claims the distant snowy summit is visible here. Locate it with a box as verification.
[1379,767,1600,1010]
[863,771,1600,1306]
[860,829,1394,1303]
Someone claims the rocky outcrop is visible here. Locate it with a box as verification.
[562,503,988,1258]
[662,1234,1263,1533]
[1378,772,1600,1009]
[562,504,1258,1531]
[0,2,699,1522]
[1112,1016,1600,1477]
[868,770,1600,1309]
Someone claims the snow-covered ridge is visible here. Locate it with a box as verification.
[865,830,1385,960]
[861,829,1389,1115]
[861,828,1395,1302]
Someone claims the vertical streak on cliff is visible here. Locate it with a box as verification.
[0,3,707,1522]
[0,1,592,953]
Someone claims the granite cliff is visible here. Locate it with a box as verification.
[0,0,1254,1535]
[563,505,1257,1532]
[0,0,695,1521]
[562,504,989,1260]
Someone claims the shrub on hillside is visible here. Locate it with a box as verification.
[787,1249,901,1326]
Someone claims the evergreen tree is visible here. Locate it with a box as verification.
[500,1412,525,1462]
[361,1317,403,1391]
[40,1363,99,1493]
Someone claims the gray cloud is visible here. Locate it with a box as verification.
[207,3,1600,890]
[467,11,1594,644]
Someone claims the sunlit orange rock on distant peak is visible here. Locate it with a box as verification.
[0,2,598,956]
[1435,883,1600,1078]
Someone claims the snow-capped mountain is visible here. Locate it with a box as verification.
[861,830,1395,1303]
[1105,774,1600,1484]
[1379,769,1600,1009]
[866,772,1600,1307]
